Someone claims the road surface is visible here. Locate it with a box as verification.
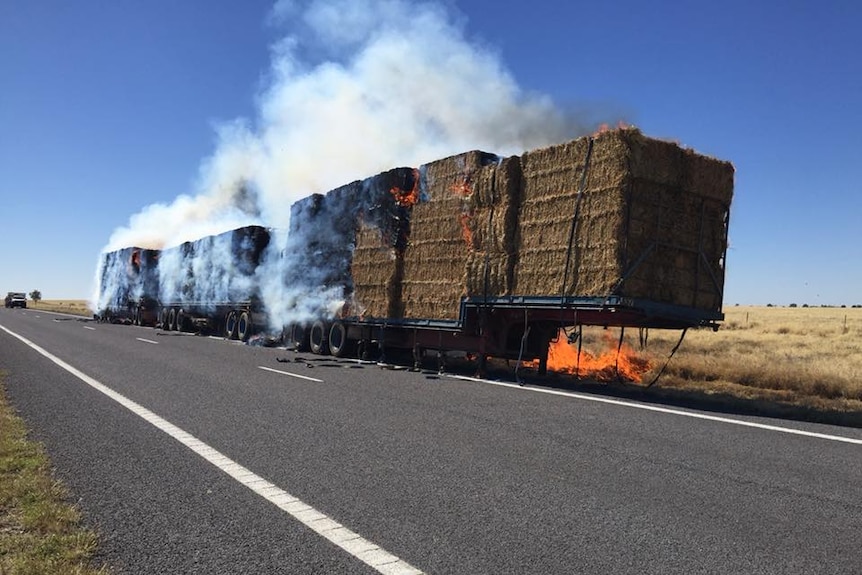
[1,307,860,574]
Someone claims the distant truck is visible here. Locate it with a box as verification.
[4,292,27,308]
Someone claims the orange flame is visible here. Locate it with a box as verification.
[390,168,421,207]
[529,329,653,382]
[459,213,473,247]
[593,121,630,137]
[449,179,472,197]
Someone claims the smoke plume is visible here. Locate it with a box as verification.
[94,0,591,325]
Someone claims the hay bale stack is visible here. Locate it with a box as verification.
[464,155,521,297]
[350,222,404,318]
[401,151,501,319]
[514,128,733,312]
[349,167,417,319]
[96,246,160,312]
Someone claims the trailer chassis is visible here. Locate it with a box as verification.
[287,296,722,377]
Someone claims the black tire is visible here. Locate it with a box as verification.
[237,311,252,342]
[160,308,170,330]
[328,321,351,358]
[176,309,186,333]
[309,320,329,355]
[168,308,177,332]
[287,324,310,351]
[225,311,237,340]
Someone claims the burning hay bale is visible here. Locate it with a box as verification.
[96,247,160,314]
[159,225,270,308]
[286,181,363,300]
[349,167,418,318]
[400,150,504,319]
[513,127,733,311]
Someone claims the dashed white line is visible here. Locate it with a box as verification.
[446,374,862,446]
[258,365,324,383]
[0,324,422,574]
[136,337,159,345]
[83,326,96,331]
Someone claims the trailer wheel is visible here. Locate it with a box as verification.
[328,321,351,358]
[168,308,177,332]
[309,320,329,355]
[287,324,309,352]
[176,309,186,333]
[237,311,252,342]
[225,311,237,340]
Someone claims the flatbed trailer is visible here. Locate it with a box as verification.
[287,295,720,376]
[157,299,265,342]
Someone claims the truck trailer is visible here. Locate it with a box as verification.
[95,128,733,375]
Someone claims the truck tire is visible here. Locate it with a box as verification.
[328,321,351,358]
[287,324,309,352]
[225,311,237,340]
[309,320,329,355]
[168,308,177,332]
[237,311,251,342]
[176,309,186,332]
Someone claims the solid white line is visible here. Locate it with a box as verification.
[446,374,862,446]
[0,324,422,574]
[136,337,159,345]
[83,326,96,331]
[258,365,324,383]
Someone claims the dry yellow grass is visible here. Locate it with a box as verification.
[30,300,93,317]
[568,306,862,420]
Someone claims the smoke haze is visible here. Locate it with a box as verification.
[95,0,594,324]
[103,0,582,252]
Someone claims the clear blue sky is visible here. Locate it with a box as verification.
[2,0,860,306]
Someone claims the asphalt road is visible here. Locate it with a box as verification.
[1,307,860,574]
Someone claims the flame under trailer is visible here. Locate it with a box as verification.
[284,297,722,376]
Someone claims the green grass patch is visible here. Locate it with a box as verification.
[0,373,108,574]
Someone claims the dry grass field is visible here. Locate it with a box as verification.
[29,299,93,317]
[566,306,862,422]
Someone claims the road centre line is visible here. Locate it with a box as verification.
[83,326,96,331]
[446,374,862,446]
[136,337,159,345]
[258,365,324,383]
[0,324,421,575]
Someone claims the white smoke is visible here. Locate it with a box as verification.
[93,0,591,322]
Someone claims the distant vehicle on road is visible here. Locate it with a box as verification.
[4,292,27,308]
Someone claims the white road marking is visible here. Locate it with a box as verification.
[258,365,324,383]
[83,326,96,331]
[0,324,422,575]
[446,374,862,446]
[136,337,159,345]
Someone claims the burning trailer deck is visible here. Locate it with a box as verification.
[95,127,733,378]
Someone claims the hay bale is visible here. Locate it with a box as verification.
[350,222,404,319]
[347,167,417,319]
[402,151,515,319]
[514,128,733,312]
